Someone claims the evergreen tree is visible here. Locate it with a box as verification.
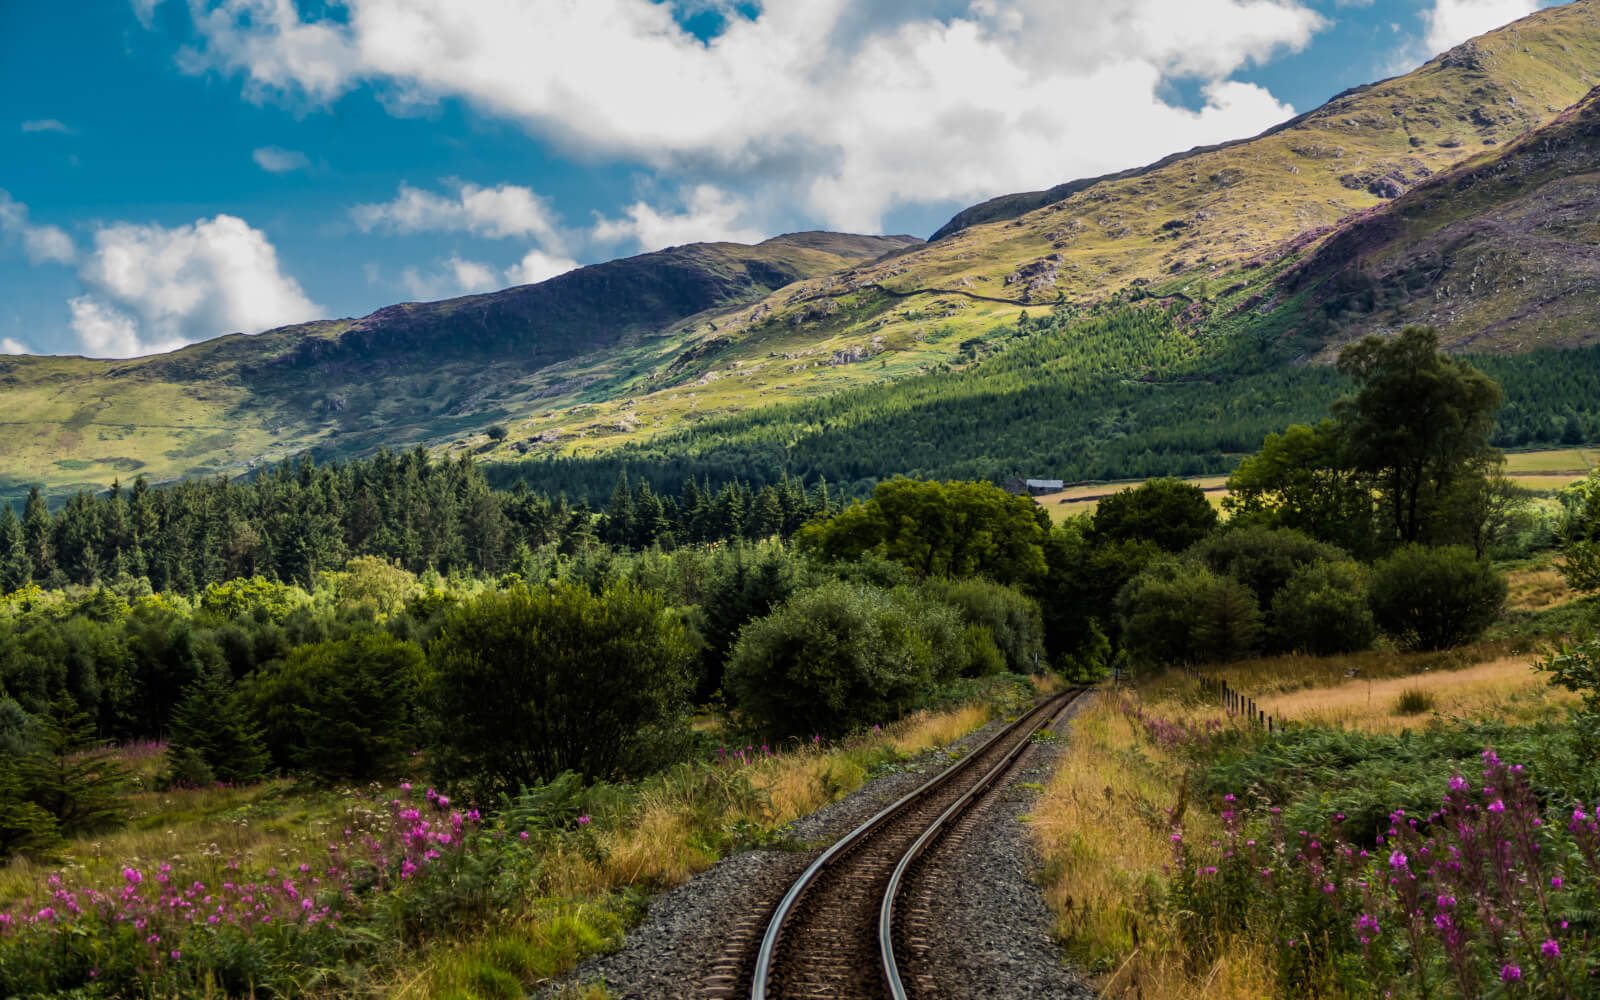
[17,698,128,837]
[165,670,271,785]
[0,503,27,591]
[21,485,52,582]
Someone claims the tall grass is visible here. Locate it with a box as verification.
[1029,697,1276,998]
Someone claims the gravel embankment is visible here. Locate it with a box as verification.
[533,696,1095,999]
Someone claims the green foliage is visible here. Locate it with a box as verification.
[1557,470,1600,594]
[1092,477,1218,552]
[1368,544,1506,651]
[917,576,1046,674]
[1191,525,1348,611]
[424,582,695,791]
[6,700,127,852]
[1222,421,1373,554]
[1269,560,1376,655]
[1116,558,1262,667]
[252,632,424,780]
[725,580,949,739]
[1335,326,1504,546]
[796,477,1049,586]
[165,670,271,785]
[197,575,304,624]
[693,543,808,702]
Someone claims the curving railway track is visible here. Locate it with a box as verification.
[740,688,1083,1000]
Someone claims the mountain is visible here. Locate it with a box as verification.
[455,1,1600,468]
[1278,85,1600,356]
[8,2,1600,505]
[0,233,918,503]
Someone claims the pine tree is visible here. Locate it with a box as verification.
[18,698,128,837]
[166,671,270,785]
[21,485,52,582]
[0,503,28,591]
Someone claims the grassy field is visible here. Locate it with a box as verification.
[1030,619,1588,998]
[1028,447,1595,523]
[0,679,1046,999]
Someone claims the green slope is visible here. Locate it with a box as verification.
[0,233,918,504]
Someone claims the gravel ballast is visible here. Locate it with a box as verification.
[533,696,1095,999]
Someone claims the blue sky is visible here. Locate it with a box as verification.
[0,0,1568,357]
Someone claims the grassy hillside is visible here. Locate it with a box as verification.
[8,4,1600,506]
[461,1,1600,471]
[1279,85,1600,355]
[0,233,917,505]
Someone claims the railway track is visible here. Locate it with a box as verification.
[743,688,1082,1000]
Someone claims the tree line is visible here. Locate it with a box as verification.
[0,453,837,594]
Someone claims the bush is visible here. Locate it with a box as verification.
[251,632,424,780]
[724,580,943,739]
[917,577,1046,674]
[1116,559,1262,667]
[1393,688,1435,715]
[1092,477,1218,552]
[694,545,806,702]
[1269,560,1376,655]
[1191,525,1347,610]
[424,582,694,792]
[1368,544,1506,650]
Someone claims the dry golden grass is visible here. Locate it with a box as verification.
[1254,655,1575,734]
[1029,697,1274,998]
[1506,563,1579,611]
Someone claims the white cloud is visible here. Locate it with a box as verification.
[1423,0,1537,53]
[353,180,566,245]
[252,145,310,172]
[0,337,32,355]
[161,0,1325,232]
[592,185,765,252]
[20,119,74,134]
[505,249,578,285]
[0,190,76,265]
[399,255,502,300]
[72,214,321,357]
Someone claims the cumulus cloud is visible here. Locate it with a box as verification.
[158,0,1324,232]
[591,185,765,252]
[1423,0,1538,53]
[505,249,579,286]
[252,145,311,172]
[0,191,76,265]
[20,119,74,134]
[398,255,502,300]
[353,180,566,246]
[0,337,32,355]
[72,214,321,357]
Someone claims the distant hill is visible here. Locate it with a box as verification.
[0,232,919,504]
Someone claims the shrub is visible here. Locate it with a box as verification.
[694,545,806,701]
[917,577,1046,674]
[1190,525,1346,610]
[1269,560,1376,655]
[251,632,424,780]
[1368,544,1506,650]
[1116,559,1261,667]
[424,582,694,792]
[724,580,941,739]
[1392,687,1435,715]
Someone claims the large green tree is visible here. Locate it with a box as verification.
[424,582,694,791]
[1334,326,1503,546]
[795,478,1049,585]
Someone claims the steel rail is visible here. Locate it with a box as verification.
[750,689,1076,1000]
[879,691,1076,998]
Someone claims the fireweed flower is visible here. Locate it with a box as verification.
[1542,940,1561,958]
[1502,964,1522,982]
